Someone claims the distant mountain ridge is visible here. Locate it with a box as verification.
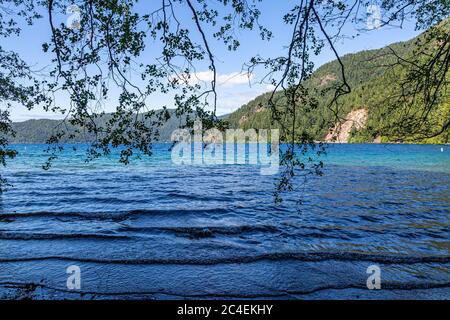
[9,110,188,143]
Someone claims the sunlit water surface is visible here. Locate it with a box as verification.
[0,144,448,299]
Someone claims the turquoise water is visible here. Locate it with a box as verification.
[0,143,449,299]
[325,144,449,172]
[5,143,449,172]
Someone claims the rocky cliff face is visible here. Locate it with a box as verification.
[325,109,368,143]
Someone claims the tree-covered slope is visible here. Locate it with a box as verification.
[226,24,449,143]
[9,110,188,143]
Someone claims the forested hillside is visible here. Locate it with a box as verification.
[226,22,449,143]
[10,110,188,143]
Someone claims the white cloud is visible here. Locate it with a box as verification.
[173,70,254,88]
[217,72,254,87]
[171,71,276,115]
[170,70,261,115]
[216,89,267,115]
[264,84,276,92]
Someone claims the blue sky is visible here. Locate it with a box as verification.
[4,1,422,122]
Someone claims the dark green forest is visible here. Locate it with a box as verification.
[226,20,450,144]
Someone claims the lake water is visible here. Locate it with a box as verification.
[0,143,449,299]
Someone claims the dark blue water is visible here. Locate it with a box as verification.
[0,144,449,299]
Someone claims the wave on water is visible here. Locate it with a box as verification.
[1,251,449,265]
[1,144,449,299]
[0,208,233,221]
[0,232,129,240]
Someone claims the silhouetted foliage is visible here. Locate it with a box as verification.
[0,0,449,198]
